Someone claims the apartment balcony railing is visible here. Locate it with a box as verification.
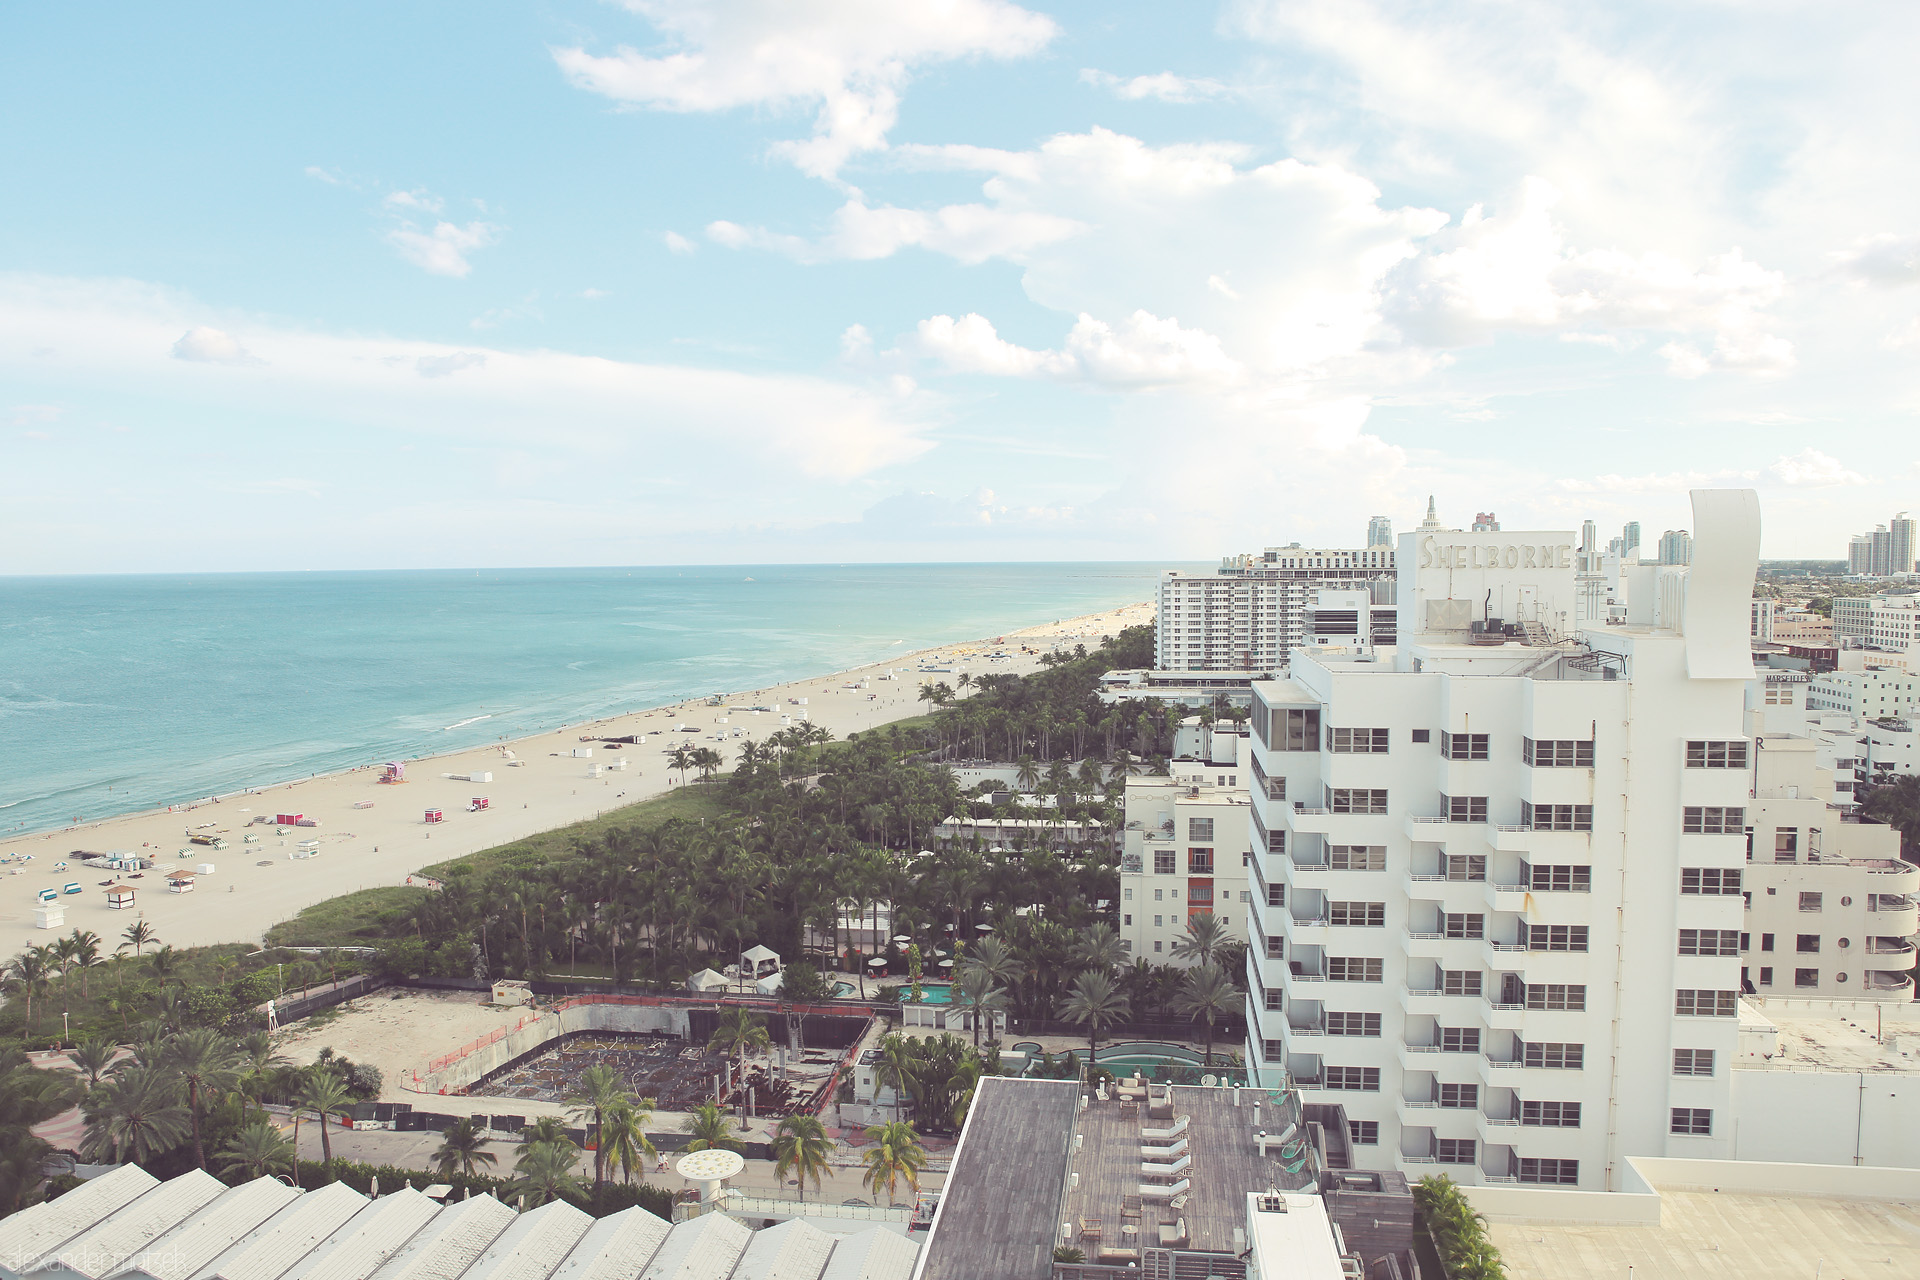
[1865,940,1917,956]
[1864,974,1916,991]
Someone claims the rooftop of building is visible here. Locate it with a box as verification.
[1486,1163,1920,1280]
[1735,1001,1920,1073]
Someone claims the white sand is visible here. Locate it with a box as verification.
[0,603,1149,959]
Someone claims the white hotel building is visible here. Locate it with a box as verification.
[1245,492,1764,1191]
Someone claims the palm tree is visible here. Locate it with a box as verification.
[237,1031,292,1101]
[707,1007,771,1096]
[773,1114,835,1199]
[71,1036,118,1088]
[1058,969,1131,1065]
[164,1028,242,1169]
[952,965,1007,1051]
[1169,912,1229,968]
[1015,756,1041,791]
[1862,774,1920,859]
[3,948,51,1029]
[298,1069,354,1171]
[859,1121,928,1204]
[565,1064,626,1190]
[1172,964,1240,1066]
[118,920,160,956]
[218,1120,295,1181]
[82,1065,190,1164]
[146,945,183,987]
[681,1101,743,1152]
[514,1115,578,1157]
[1072,923,1126,972]
[600,1096,657,1185]
[968,936,1020,991]
[668,744,695,788]
[69,931,104,998]
[512,1141,585,1207]
[874,1034,918,1121]
[432,1116,500,1180]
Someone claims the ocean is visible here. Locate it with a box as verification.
[0,563,1181,838]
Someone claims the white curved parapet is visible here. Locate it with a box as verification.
[1683,488,1762,680]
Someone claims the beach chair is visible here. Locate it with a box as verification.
[1078,1215,1102,1243]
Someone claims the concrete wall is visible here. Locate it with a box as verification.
[417,1000,692,1094]
[1462,1153,1920,1225]
[1729,1068,1920,1167]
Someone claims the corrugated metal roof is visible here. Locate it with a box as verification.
[56,1169,227,1279]
[280,1190,441,1280]
[639,1214,751,1280]
[0,1162,159,1270]
[545,1206,672,1280]
[118,1178,302,1280]
[817,1228,919,1280]
[457,1200,592,1280]
[729,1219,836,1280]
[361,1195,516,1280]
[193,1182,369,1280]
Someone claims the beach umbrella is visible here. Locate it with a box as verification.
[867,957,888,969]
[939,959,954,970]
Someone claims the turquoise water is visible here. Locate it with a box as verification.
[0,563,1181,837]
[1012,1040,1249,1084]
[898,980,955,1005]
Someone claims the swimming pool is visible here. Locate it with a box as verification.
[896,980,955,1005]
[1011,1040,1248,1084]
[831,981,855,998]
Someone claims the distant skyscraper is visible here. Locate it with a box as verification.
[1623,521,1642,557]
[1658,529,1693,566]
[1891,512,1915,575]
[1849,535,1874,576]
[1418,496,1445,531]
[1367,515,1393,547]
[1472,512,1500,532]
[1581,520,1597,552]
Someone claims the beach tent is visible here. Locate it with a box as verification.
[740,944,782,978]
[754,971,784,997]
[687,968,728,994]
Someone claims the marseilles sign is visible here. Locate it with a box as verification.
[1417,537,1574,571]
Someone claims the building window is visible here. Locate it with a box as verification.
[1774,830,1798,862]
[1759,966,1773,986]
[1154,851,1176,875]
[1266,935,1284,961]
[1327,1012,1382,1036]
[1683,807,1744,834]
[1188,817,1214,841]
[1439,1027,1480,1053]
[1524,738,1595,767]
[1443,912,1485,940]
[1435,1139,1477,1164]
[1795,968,1819,988]
[1188,848,1214,874]
[1525,984,1586,1011]
[1349,1120,1380,1145]
[1681,868,1742,895]
[1325,1066,1381,1091]
[1527,924,1589,952]
[1520,802,1593,832]
[1517,1159,1579,1185]
[1685,740,1750,769]
[1153,941,1162,953]
[1796,934,1820,953]
[1674,989,1738,1016]
[1328,957,1384,983]
[1670,1107,1713,1136]
[1330,845,1387,871]
[1672,1049,1715,1077]
[1189,883,1213,906]
[1677,929,1741,957]
[1760,932,1773,951]
[1264,988,1284,1011]
[1329,788,1389,815]
[1444,794,1489,823]
[1259,706,1321,752]
[1123,888,1132,902]
[1153,915,1164,928]
[1520,1101,1581,1128]
[1437,1083,1478,1108]
[1439,731,1490,760]
[1444,855,1487,882]
[1412,729,1431,744]
[1123,914,1131,927]
[1442,970,1483,997]
[1799,892,1823,912]
[1526,863,1592,892]
[1330,901,1386,927]
[1262,1039,1285,1061]
[1327,727,1390,753]
[1154,888,1164,901]
[1267,883,1286,908]
[1522,1042,1584,1069]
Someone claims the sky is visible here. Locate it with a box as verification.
[3,0,1918,574]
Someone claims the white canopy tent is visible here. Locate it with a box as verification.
[754,971,784,997]
[740,944,782,978]
[687,968,728,993]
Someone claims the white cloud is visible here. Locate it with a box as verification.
[304,165,347,186]
[385,221,501,277]
[383,189,445,214]
[1883,318,1920,349]
[840,323,874,362]
[581,287,611,299]
[416,352,488,378]
[553,0,1057,178]
[1659,330,1795,380]
[1832,232,1920,286]
[1079,69,1229,103]
[8,404,60,427]
[1766,449,1865,487]
[708,197,1081,264]
[663,231,697,254]
[1556,468,1759,495]
[915,310,1242,387]
[171,326,261,365]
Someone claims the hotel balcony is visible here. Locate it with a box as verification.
[1404,931,1486,963]
[1857,860,1920,893]
[1286,807,1337,835]
[1867,896,1919,935]
[1864,972,1916,994]
[1406,873,1491,913]
[1394,1100,1479,1135]
[1401,986,1483,1016]
[1490,825,1593,854]
[1488,881,1531,912]
[1406,814,1488,845]
[1477,1057,1584,1090]
[1279,959,1328,1000]
[1286,911,1330,943]
[1485,942,1594,985]
[1485,1001,1527,1031]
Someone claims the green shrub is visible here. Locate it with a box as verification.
[1413,1174,1507,1280]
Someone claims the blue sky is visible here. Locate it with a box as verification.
[3,1,1917,573]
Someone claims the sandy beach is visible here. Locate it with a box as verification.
[0,602,1149,960]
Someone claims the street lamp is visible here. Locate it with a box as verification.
[62,1011,69,1046]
